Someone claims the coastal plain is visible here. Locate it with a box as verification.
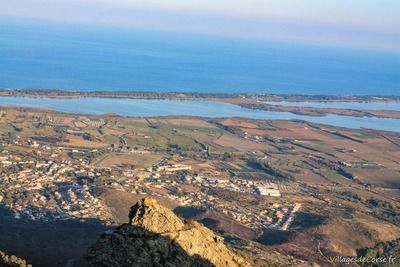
[0,106,399,266]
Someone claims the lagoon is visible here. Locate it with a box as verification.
[265,101,400,111]
[0,96,399,133]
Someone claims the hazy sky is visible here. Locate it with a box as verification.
[1,0,399,52]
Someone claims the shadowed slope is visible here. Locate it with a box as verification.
[86,198,250,267]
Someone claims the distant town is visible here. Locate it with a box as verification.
[0,105,399,266]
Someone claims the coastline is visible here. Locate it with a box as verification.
[0,105,395,134]
[1,88,400,102]
[1,88,400,120]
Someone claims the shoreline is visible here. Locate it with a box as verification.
[1,88,400,120]
[1,88,400,101]
[0,105,393,134]
[1,102,400,133]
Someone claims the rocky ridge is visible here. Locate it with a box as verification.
[0,250,31,267]
[86,198,250,267]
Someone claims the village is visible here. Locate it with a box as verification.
[0,132,300,232]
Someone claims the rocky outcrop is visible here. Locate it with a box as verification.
[86,198,250,267]
[0,250,31,267]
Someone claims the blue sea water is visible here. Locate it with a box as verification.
[0,19,399,95]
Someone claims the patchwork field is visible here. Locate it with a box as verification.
[1,106,400,267]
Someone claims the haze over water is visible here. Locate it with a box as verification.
[1,20,399,95]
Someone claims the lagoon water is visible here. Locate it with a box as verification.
[265,101,400,111]
[0,19,399,95]
[0,96,399,133]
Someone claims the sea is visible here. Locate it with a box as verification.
[0,19,399,95]
[1,19,400,132]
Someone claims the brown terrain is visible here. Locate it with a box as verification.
[0,106,399,267]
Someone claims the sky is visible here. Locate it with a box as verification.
[0,0,399,52]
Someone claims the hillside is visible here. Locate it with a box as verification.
[86,198,250,267]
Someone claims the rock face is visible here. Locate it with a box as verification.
[0,250,31,267]
[86,198,250,267]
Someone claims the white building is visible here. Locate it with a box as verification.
[256,184,281,197]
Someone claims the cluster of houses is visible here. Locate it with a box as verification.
[0,130,299,232]
[0,143,112,222]
[117,162,301,232]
